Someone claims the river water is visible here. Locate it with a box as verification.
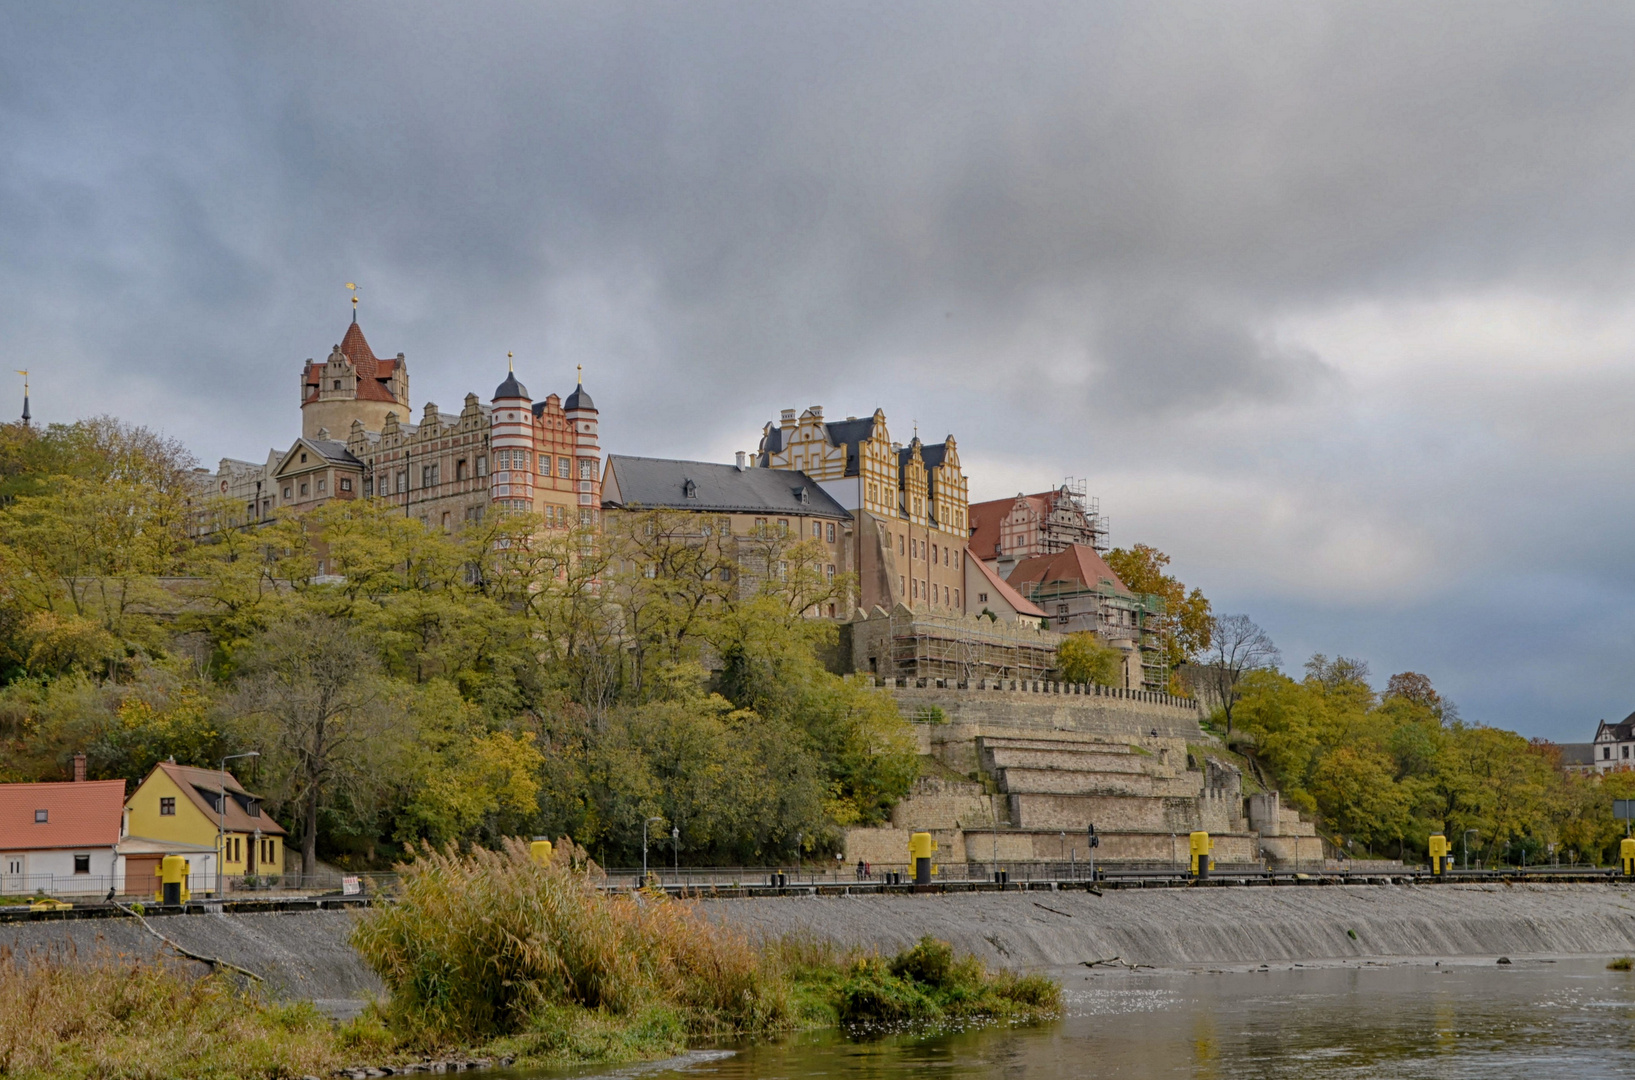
[518,958,1635,1079]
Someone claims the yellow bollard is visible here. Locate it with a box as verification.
[530,837,554,866]
[1621,837,1635,877]
[157,854,190,906]
[909,831,937,885]
[1428,834,1449,876]
[1189,831,1213,878]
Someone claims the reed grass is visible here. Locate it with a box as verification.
[350,838,788,1056]
[0,943,393,1080]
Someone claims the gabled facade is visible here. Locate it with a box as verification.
[969,484,1108,576]
[126,761,285,893]
[754,405,970,615]
[1592,716,1635,773]
[1006,543,1162,690]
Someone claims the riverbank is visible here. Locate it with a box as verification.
[9,881,1635,1011]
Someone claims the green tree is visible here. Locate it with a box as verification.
[1056,632,1124,686]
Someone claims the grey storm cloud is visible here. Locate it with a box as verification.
[7,2,1635,735]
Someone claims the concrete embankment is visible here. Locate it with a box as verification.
[702,883,1635,969]
[9,884,1635,1012]
[1,909,382,1015]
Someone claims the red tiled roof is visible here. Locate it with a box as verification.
[0,780,126,851]
[151,761,287,836]
[967,548,1046,618]
[1007,543,1132,597]
[968,493,1048,560]
[302,321,401,405]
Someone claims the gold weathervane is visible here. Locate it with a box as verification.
[346,283,359,321]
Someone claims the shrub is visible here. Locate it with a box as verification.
[1609,957,1633,971]
[0,944,378,1080]
[350,838,788,1050]
[833,936,1059,1028]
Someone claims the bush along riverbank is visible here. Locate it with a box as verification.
[351,839,1059,1065]
[0,841,1060,1080]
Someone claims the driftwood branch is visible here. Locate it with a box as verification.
[111,901,263,982]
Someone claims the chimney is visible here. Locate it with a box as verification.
[73,753,86,783]
[735,451,746,471]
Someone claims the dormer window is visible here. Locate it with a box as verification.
[34,809,47,823]
[684,479,697,499]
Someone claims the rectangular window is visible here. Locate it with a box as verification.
[912,579,918,599]
[827,522,836,543]
[299,482,309,496]
[496,449,510,471]
[979,592,988,603]
[898,535,905,556]
[422,466,432,487]
[396,470,407,493]
[755,517,767,535]
[34,809,47,823]
[316,479,326,494]
[718,517,731,535]
[340,478,352,492]
[812,521,822,538]
[538,456,547,475]
[559,457,571,478]
[579,459,594,480]
[826,564,835,580]
[777,519,789,536]
[720,567,733,582]
[160,797,175,816]
[900,575,906,595]
[954,589,960,608]
[477,455,488,477]
[74,854,90,874]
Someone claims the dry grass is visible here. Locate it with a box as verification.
[0,943,393,1080]
[350,838,788,1054]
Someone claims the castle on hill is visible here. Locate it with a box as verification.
[196,317,600,539]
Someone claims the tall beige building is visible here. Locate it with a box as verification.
[754,406,969,615]
[196,317,600,536]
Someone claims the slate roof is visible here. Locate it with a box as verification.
[1557,743,1596,766]
[494,371,529,400]
[603,456,850,517]
[0,780,126,851]
[148,761,286,836]
[564,384,595,411]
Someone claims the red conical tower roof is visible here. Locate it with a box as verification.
[339,320,379,377]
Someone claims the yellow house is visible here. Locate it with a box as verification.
[125,760,286,894]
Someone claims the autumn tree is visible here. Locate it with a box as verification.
[1199,614,1281,734]
[1103,543,1212,689]
[1056,632,1125,687]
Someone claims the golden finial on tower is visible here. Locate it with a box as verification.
[576,363,583,386]
[345,282,359,322]
[508,351,514,372]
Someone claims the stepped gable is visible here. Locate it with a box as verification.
[304,321,400,404]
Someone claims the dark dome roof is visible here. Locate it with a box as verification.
[494,372,529,400]
[564,384,595,411]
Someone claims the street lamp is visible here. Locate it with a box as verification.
[642,816,664,885]
[1462,829,1478,871]
[671,825,680,877]
[217,752,259,897]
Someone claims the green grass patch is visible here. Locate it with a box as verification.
[1609,957,1633,971]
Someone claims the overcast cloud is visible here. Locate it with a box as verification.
[5,2,1635,737]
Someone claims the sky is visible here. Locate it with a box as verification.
[5,2,1635,738]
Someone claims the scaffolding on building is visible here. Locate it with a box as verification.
[1025,578,1168,692]
[1054,477,1110,554]
[883,609,1059,683]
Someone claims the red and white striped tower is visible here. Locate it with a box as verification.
[490,354,536,513]
[563,366,600,525]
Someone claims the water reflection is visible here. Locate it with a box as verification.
[513,958,1635,1079]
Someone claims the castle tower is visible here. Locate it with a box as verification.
[300,320,411,440]
[563,372,601,525]
[490,360,536,513]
